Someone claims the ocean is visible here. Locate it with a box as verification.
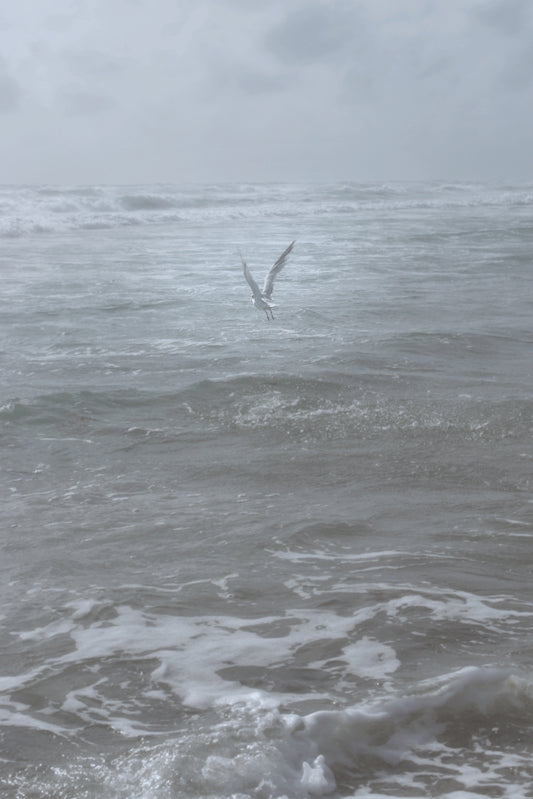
[1,181,532,798]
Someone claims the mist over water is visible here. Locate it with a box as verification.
[1,182,533,798]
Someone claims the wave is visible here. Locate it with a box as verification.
[154,668,533,797]
[281,666,532,796]
[177,374,532,448]
[3,378,531,448]
[2,182,533,237]
[6,663,531,798]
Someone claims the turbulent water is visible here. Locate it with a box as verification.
[1,182,533,799]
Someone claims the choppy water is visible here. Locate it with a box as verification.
[1,182,533,798]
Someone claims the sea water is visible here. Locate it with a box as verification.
[1,182,533,798]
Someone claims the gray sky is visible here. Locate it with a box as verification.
[2,0,533,184]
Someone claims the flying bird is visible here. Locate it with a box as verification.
[240,241,295,320]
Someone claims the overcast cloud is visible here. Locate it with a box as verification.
[1,0,533,183]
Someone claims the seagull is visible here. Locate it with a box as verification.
[240,241,295,320]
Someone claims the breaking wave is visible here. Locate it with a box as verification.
[2,182,533,238]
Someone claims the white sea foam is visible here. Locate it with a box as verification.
[6,602,396,717]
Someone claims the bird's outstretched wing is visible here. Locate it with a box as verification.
[263,241,295,300]
[240,253,263,302]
